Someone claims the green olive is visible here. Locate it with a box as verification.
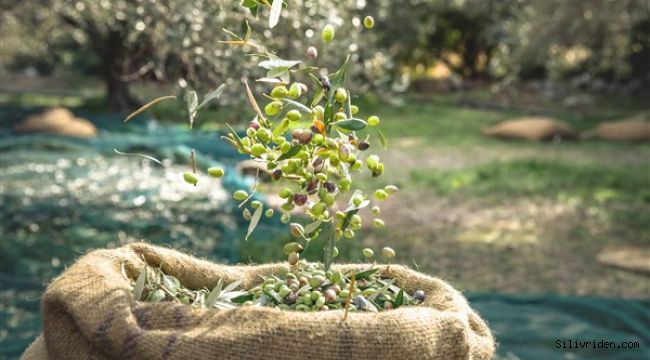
[368,115,380,126]
[264,101,283,116]
[322,24,335,43]
[207,167,224,178]
[363,16,375,29]
[374,189,388,201]
[373,218,385,228]
[334,88,348,103]
[286,109,301,122]
[362,248,374,258]
[288,83,302,99]
[381,246,396,258]
[250,143,266,157]
[233,190,248,201]
[271,85,288,98]
[384,185,399,194]
[183,172,198,186]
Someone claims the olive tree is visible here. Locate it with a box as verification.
[2,0,394,112]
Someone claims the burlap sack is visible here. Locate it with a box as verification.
[582,120,650,141]
[22,243,494,360]
[483,117,578,141]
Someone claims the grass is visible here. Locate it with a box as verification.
[410,159,650,204]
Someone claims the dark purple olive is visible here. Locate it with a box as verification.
[284,293,297,305]
[272,169,283,181]
[306,180,318,194]
[358,141,370,151]
[293,194,308,206]
[353,295,368,310]
[324,181,337,193]
[414,290,425,302]
[319,75,331,92]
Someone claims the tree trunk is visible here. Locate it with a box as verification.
[105,72,138,113]
[102,30,139,113]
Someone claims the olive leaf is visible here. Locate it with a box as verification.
[343,89,353,118]
[268,0,283,28]
[185,91,198,128]
[197,84,227,110]
[258,59,301,70]
[161,275,179,296]
[222,280,243,294]
[243,19,252,43]
[133,266,147,301]
[113,149,164,166]
[206,279,223,308]
[123,95,176,123]
[334,118,367,131]
[304,220,323,235]
[224,123,246,150]
[243,79,267,126]
[276,145,302,161]
[280,97,312,113]
[256,77,284,84]
[354,268,379,280]
[230,293,254,304]
[267,67,289,78]
[394,289,405,308]
[245,205,264,241]
[311,88,325,107]
[323,223,336,271]
[377,128,388,149]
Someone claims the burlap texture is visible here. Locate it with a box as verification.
[22,242,494,360]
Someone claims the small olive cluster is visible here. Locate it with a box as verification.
[239,257,424,312]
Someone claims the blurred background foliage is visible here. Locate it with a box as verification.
[1,0,648,113]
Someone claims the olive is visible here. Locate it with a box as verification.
[288,251,300,265]
[287,109,301,122]
[357,141,370,151]
[324,289,337,303]
[353,295,368,310]
[307,46,318,59]
[271,85,288,98]
[322,24,335,43]
[183,172,198,186]
[381,247,395,258]
[363,16,375,29]
[233,190,248,201]
[284,293,297,305]
[293,194,308,206]
[319,75,331,92]
[414,290,425,302]
[272,169,283,181]
[324,181,337,193]
[207,167,224,178]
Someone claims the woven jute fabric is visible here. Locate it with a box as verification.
[22,242,494,360]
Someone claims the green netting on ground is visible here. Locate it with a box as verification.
[1,108,648,359]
